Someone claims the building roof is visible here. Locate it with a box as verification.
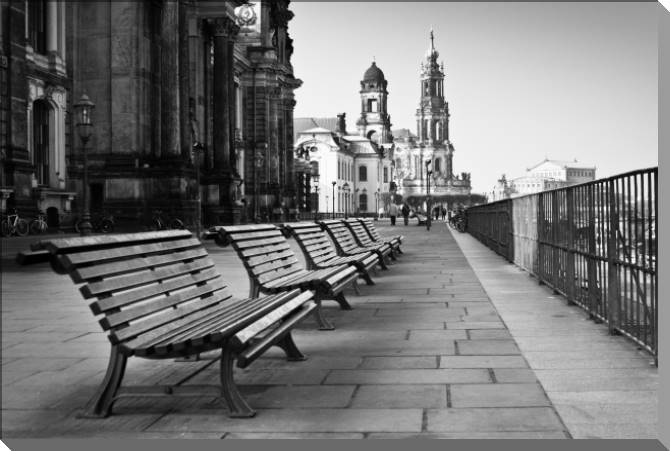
[363,61,386,82]
[294,117,339,135]
[392,128,418,140]
[527,158,596,172]
[299,126,332,135]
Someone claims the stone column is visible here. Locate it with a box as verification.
[210,17,238,174]
[161,1,181,157]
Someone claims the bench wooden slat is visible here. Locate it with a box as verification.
[74,247,209,282]
[100,277,228,329]
[90,268,221,314]
[61,237,202,268]
[82,258,215,297]
[31,230,192,253]
[239,242,292,258]
[112,289,231,345]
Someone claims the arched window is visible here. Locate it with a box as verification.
[359,165,367,182]
[33,99,51,185]
[359,194,368,212]
[434,158,441,173]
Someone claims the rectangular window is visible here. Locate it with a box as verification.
[359,166,367,182]
[383,167,388,183]
[28,0,48,54]
[367,99,378,112]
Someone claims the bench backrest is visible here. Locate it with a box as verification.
[359,218,382,242]
[210,224,302,294]
[343,218,375,247]
[282,222,338,269]
[29,230,232,352]
[318,220,362,255]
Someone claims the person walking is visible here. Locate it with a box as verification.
[441,206,447,221]
[401,203,410,226]
[389,202,398,226]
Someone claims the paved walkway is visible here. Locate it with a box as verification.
[0,221,658,438]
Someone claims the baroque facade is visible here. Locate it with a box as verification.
[0,0,301,228]
[392,30,472,210]
[293,62,395,216]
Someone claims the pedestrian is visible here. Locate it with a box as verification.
[441,206,447,221]
[388,203,398,226]
[401,203,410,226]
[433,206,440,221]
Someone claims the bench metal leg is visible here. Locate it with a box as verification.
[377,254,389,270]
[80,345,128,418]
[389,249,397,261]
[361,271,375,286]
[352,278,361,295]
[335,292,353,310]
[220,344,256,418]
[313,300,335,331]
[275,333,307,361]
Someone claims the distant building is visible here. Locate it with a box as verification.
[294,79,393,216]
[492,158,597,200]
[392,29,472,211]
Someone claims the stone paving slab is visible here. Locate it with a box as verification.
[450,228,659,440]
[1,223,657,439]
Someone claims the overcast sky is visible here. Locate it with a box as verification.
[289,2,659,194]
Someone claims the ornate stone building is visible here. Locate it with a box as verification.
[293,62,395,217]
[0,0,301,228]
[393,30,472,210]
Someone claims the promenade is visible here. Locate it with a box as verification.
[1,221,658,439]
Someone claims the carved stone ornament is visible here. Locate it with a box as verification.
[235,3,257,27]
[210,17,240,38]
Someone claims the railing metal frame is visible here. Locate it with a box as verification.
[466,167,658,361]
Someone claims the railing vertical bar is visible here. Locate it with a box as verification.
[566,188,575,305]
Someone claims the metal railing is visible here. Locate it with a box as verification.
[466,167,658,360]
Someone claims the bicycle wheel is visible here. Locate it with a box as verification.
[29,220,45,235]
[170,218,185,230]
[457,221,467,233]
[74,219,82,234]
[99,219,114,233]
[15,218,29,236]
[1,220,9,237]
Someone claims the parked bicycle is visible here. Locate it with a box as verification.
[149,209,185,231]
[1,209,29,237]
[448,212,467,233]
[29,211,49,235]
[74,212,115,234]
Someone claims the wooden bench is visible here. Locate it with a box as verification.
[208,224,359,331]
[359,218,403,254]
[414,213,428,226]
[17,230,316,418]
[318,219,392,270]
[281,222,378,287]
[343,218,397,261]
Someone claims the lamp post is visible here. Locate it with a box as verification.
[425,160,432,231]
[342,182,350,219]
[374,189,379,220]
[331,181,336,219]
[311,172,320,221]
[192,141,204,239]
[74,94,95,236]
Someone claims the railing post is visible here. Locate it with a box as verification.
[551,191,559,293]
[607,178,620,334]
[587,183,598,317]
[537,194,545,284]
[566,188,575,305]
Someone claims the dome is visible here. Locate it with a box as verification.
[363,62,386,82]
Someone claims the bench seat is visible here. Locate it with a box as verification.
[282,222,378,287]
[209,224,359,330]
[359,218,403,254]
[19,230,316,418]
[318,219,392,270]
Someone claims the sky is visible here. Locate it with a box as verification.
[289,2,659,194]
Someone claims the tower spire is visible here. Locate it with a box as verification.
[430,27,434,51]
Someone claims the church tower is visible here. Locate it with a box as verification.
[357,61,393,144]
[416,29,453,178]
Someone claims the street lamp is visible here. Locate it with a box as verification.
[311,171,320,220]
[331,181,336,219]
[425,160,432,231]
[374,189,379,220]
[192,141,204,238]
[342,182,350,219]
[74,94,95,236]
